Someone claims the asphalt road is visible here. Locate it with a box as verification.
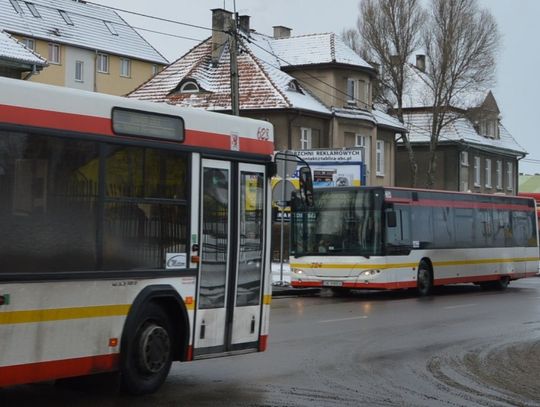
[2,278,540,407]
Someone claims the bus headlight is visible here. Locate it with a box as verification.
[292,268,305,274]
[360,269,380,276]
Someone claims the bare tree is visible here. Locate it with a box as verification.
[357,0,426,186]
[341,28,363,56]
[423,0,500,187]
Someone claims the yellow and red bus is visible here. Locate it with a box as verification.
[0,77,274,394]
[290,187,539,295]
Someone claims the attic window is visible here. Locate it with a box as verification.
[9,0,24,14]
[59,10,73,25]
[288,80,303,93]
[25,2,40,17]
[104,21,118,36]
[180,81,200,93]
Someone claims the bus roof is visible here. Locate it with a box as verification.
[0,77,273,156]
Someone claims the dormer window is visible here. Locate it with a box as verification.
[180,81,200,93]
[288,80,303,93]
[479,119,499,139]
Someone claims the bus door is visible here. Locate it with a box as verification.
[194,159,266,357]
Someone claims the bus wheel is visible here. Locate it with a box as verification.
[417,262,433,297]
[493,276,510,290]
[120,302,173,395]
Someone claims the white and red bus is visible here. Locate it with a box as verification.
[0,77,275,394]
[290,187,539,295]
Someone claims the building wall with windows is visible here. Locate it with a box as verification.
[12,36,163,95]
[395,143,518,194]
[290,68,372,110]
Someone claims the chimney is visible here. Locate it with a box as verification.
[416,54,426,72]
[239,15,250,33]
[273,25,292,39]
[211,9,233,65]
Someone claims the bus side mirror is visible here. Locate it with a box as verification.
[298,166,314,208]
[387,211,397,228]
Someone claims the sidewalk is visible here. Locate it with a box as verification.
[271,262,320,296]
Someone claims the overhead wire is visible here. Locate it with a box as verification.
[63,2,538,166]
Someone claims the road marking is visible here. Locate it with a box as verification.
[319,316,368,323]
[443,303,477,310]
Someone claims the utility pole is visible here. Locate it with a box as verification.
[229,12,240,116]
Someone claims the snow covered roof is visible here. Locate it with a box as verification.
[403,111,526,156]
[129,36,331,114]
[0,29,46,67]
[269,32,374,70]
[401,64,489,110]
[0,0,167,64]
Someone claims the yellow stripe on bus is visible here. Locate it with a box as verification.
[290,257,539,270]
[0,304,131,325]
[263,294,272,305]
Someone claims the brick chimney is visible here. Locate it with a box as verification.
[416,54,426,72]
[239,15,250,33]
[273,25,292,39]
[211,9,233,65]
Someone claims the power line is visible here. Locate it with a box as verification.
[86,1,219,33]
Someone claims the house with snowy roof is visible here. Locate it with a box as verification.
[129,9,405,187]
[395,57,525,194]
[0,29,46,77]
[0,0,167,95]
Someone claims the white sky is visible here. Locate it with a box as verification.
[93,0,540,174]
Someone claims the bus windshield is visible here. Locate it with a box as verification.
[291,188,384,257]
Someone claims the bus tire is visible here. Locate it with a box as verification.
[120,302,173,395]
[493,276,510,290]
[417,261,433,297]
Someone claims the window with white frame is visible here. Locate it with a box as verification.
[355,134,370,174]
[507,162,513,191]
[496,160,502,189]
[180,81,199,93]
[346,78,357,105]
[485,158,492,188]
[460,151,469,166]
[300,127,312,150]
[22,38,35,51]
[152,64,159,76]
[474,156,481,186]
[120,58,131,77]
[75,60,83,82]
[48,43,60,64]
[97,53,109,73]
[376,140,385,176]
[358,79,368,106]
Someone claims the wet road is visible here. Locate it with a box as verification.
[2,278,540,406]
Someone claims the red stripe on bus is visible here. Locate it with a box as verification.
[0,354,119,387]
[0,104,112,135]
[1,105,273,155]
[291,272,538,290]
[186,345,194,362]
[386,197,533,211]
[184,129,274,155]
[259,335,268,352]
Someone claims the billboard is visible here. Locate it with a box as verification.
[289,148,365,188]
